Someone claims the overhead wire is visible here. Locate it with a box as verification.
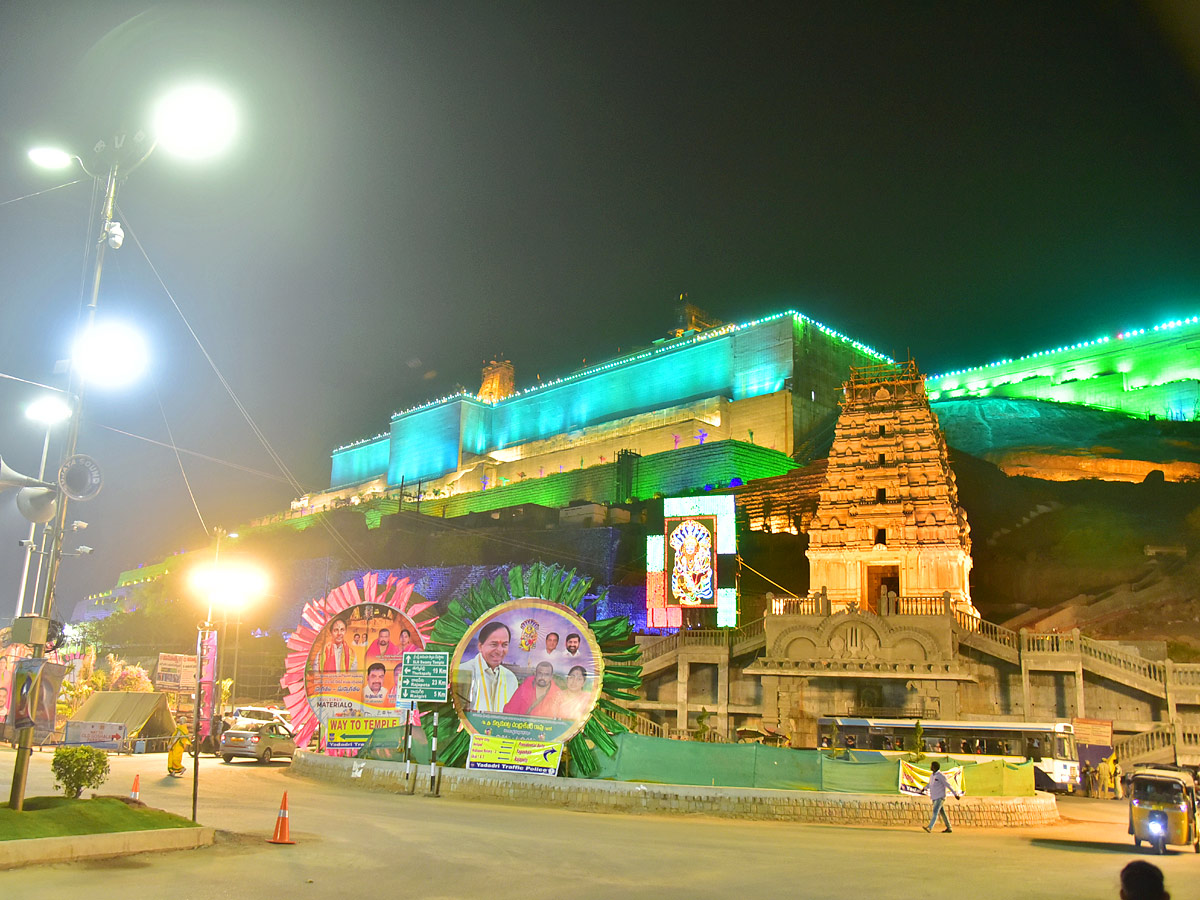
[118,206,371,571]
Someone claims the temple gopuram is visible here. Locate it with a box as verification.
[806,360,977,618]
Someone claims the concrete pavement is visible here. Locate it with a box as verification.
[0,746,1194,900]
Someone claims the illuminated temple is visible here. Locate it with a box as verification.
[806,360,977,617]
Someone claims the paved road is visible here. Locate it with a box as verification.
[1,747,1195,900]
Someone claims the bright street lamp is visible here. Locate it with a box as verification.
[72,320,149,388]
[152,83,238,161]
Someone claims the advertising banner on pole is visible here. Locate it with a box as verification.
[197,628,218,740]
[898,759,964,796]
[467,733,563,776]
[155,653,198,692]
[10,658,67,731]
[326,715,407,751]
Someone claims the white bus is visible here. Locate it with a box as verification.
[818,717,1080,792]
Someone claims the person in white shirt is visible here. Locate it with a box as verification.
[464,621,518,713]
[922,760,961,833]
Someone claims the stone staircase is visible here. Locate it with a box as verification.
[638,617,768,677]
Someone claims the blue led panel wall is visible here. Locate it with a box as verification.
[388,400,467,485]
[330,436,390,488]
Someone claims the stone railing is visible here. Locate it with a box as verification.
[954,612,1019,652]
[1169,663,1200,688]
[1079,635,1166,685]
[732,616,766,646]
[893,595,949,616]
[772,596,824,615]
[609,707,667,739]
[639,633,680,662]
[1114,725,1175,763]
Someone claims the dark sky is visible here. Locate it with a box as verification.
[2,1,1200,620]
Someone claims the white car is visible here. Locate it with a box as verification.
[229,706,293,733]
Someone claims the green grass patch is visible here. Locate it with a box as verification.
[0,796,198,841]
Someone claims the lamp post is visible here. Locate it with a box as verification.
[7,82,237,813]
[188,556,267,821]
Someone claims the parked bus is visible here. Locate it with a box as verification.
[818,717,1079,792]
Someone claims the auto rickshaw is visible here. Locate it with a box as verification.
[1128,765,1200,855]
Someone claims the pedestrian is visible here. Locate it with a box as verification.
[921,760,961,833]
[1119,860,1169,900]
[1113,757,1124,800]
[1080,762,1092,797]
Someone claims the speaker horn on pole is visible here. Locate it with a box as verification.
[0,455,55,494]
[59,454,103,502]
[16,486,57,524]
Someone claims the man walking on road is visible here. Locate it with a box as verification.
[921,760,961,833]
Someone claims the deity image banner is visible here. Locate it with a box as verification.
[306,602,424,719]
[665,515,718,608]
[451,598,603,744]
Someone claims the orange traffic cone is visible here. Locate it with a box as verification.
[267,791,296,845]
[129,775,140,801]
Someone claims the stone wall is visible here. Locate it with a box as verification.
[292,752,1059,828]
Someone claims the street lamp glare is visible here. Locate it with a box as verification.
[72,321,148,388]
[189,560,268,612]
[25,395,72,426]
[27,147,73,169]
[152,84,237,161]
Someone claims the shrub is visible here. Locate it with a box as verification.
[51,746,110,798]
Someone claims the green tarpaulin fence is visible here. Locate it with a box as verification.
[586,734,1034,796]
[357,729,1034,796]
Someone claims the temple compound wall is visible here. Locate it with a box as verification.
[926,313,1200,421]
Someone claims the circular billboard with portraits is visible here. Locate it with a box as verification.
[305,602,425,718]
[450,598,603,744]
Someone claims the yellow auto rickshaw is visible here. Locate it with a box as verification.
[1128,765,1200,855]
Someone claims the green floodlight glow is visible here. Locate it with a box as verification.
[28,147,73,169]
[152,83,237,160]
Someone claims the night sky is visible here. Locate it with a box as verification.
[2,1,1199,619]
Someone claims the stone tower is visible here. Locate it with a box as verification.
[806,360,977,617]
[479,359,515,404]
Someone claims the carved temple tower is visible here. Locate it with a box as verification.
[806,360,977,617]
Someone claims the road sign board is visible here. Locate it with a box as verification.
[399,651,449,703]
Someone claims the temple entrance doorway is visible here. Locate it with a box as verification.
[864,565,899,613]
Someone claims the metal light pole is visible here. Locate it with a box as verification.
[8,159,120,812]
[8,83,237,813]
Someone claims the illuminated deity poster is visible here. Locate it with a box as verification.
[666,515,717,607]
[451,598,602,744]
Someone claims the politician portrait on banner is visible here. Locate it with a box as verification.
[451,598,603,744]
[306,602,424,719]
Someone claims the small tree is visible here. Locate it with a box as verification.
[51,746,110,798]
[904,720,926,762]
[694,707,711,741]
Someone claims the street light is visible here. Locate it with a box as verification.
[8,82,237,814]
[187,556,267,821]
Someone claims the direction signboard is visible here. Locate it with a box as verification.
[398,651,449,703]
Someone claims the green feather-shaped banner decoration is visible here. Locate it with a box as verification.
[424,562,642,776]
